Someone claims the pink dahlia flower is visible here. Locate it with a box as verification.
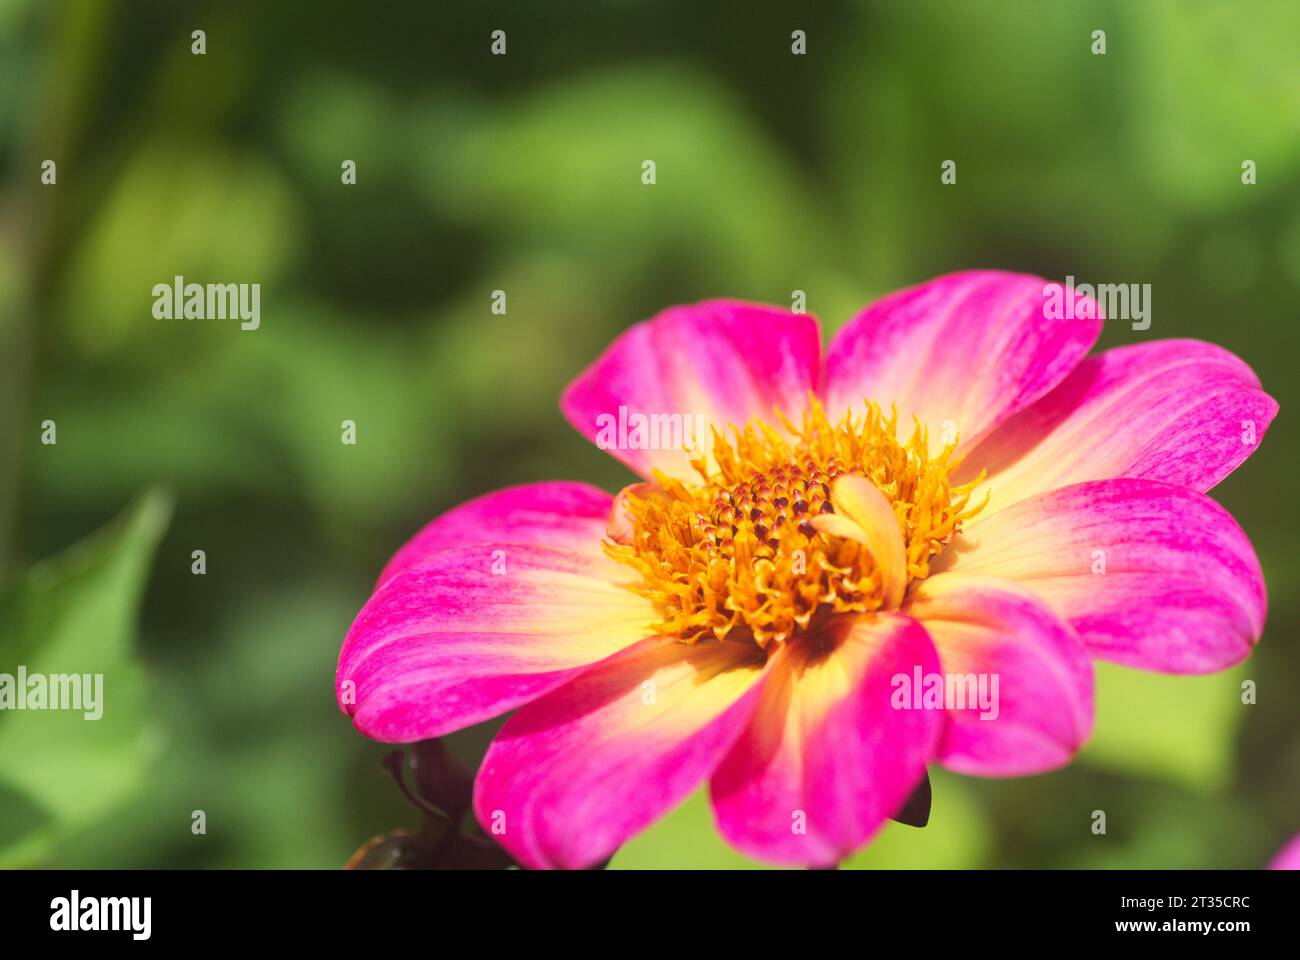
[336,270,1275,869]
[1270,834,1300,870]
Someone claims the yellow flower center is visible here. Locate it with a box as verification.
[606,399,985,650]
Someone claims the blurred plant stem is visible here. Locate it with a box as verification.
[0,0,114,575]
[0,213,33,579]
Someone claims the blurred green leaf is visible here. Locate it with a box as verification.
[1068,789,1267,870]
[842,771,990,869]
[56,140,302,358]
[411,68,833,299]
[0,489,170,865]
[610,768,989,869]
[33,299,451,533]
[1079,661,1248,791]
[610,788,773,870]
[1130,0,1300,212]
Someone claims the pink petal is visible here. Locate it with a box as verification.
[561,300,822,481]
[960,340,1279,516]
[709,614,942,867]
[336,543,657,742]
[1269,833,1300,870]
[903,573,1094,776]
[473,637,768,869]
[378,481,615,587]
[825,271,1102,452]
[933,478,1266,673]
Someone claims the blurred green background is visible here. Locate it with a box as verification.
[1,0,1296,869]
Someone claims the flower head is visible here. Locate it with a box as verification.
[336,270,1275,869]
[607,399,983,647]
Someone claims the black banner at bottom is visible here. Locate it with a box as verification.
[0,868,1290,946]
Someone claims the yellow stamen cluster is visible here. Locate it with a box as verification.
[606,399,984,649]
